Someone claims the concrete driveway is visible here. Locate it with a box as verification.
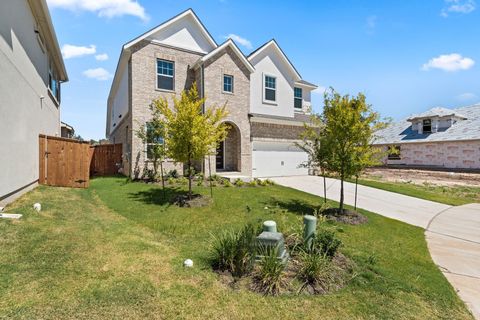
[272,176,450,228]
[272,176,480,319]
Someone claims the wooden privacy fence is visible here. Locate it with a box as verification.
[89,143,123,176]
[39,135,91,188]
[39,135,123,188]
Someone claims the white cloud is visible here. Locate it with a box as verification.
[457,92,477,101]
[224,34,253,49]
[95,53,109,61]
[83,68,112,81]
[441,0,476,17]
[47,0,149,21]
[421,53,475,72]
[61,44,96,59]
[366,15,377,34]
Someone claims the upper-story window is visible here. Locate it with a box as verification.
[423,119,432,133]
[264,75,276,102]
[48,61,60,103]
[157,59,174,91]
[294,87,302,109]
[223,74,233,93]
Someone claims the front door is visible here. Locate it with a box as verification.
[216,141,224,170]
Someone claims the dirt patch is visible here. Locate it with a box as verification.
[364,168,480,187]
[171,194,212,208]
[322,208,368,225]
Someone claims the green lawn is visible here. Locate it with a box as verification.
[0,176,472,319]
[352,178,480,206]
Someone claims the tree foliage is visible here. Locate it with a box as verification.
[154,83,229,198]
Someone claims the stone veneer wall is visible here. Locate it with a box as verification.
[382,140,480,169]
[251,122,305,140]
[202,46,252,175]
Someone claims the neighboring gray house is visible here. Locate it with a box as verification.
[106,9,317,178]
[0,0,68,206]
[373,105,480,169]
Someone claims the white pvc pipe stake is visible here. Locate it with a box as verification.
[33,203,41,212]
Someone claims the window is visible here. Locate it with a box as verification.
[294,87,302,109]
[223,74,233,93]
[48,61,60,102]
[145,122,164,160]
[423,119,432,133]
[157,59,174,91]
[387,145,401,160]
[264,75,276,102]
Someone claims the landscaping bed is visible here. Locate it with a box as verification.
[0,176,472,319]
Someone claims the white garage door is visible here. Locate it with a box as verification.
[252,141,308,177]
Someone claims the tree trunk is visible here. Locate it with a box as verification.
[322,169,327,204]
[339,174,344,213]
[160,161,165,200]
[187,158,193,200]
[208,155,213,198]
[354,175,358,211]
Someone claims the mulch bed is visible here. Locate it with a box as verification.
[322,208,368,225]
[171,194,212,207]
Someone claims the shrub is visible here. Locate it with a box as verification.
[209,174,221,182]
[178,177,188,185]
[255,247,285,295]
[298,251,338,293]
[234,178,244,187]
[307,229,342,259]
[265,179,275,186]
[257,179,269,187]
[166,169,179,179]
[248,179,258,187]
[167,177,176,185]
[210,224,258,278]
[223,179,233,187]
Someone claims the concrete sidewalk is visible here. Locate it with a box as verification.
[272,176,480,319]
[272,176,450,228]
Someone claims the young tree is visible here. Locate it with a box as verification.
[296,114,329,204]
[154,83,228,199]
[321,88,384,213]
[136,108,167,197]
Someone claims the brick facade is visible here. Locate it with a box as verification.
[251,122,305,140]
[382,140,480,169]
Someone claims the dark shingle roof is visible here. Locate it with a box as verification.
[373,104,480,144]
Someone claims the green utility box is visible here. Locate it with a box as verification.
[256,231,288,263]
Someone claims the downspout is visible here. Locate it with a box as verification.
[201,64,205,114]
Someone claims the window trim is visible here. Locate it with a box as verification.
[294,87,303,109]
[422,119,432,133]
[156,59,175,92]
[263,74,277,104]
[222,74,234,94]
[145,122,165,161]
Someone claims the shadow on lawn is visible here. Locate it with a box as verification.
[264,197,318,216]
[128,187,189,206]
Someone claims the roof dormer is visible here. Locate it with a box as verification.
[407,107,467,134]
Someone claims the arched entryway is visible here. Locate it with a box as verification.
[216,122,241,172]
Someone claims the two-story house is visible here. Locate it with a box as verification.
[0,0,68,206]
[106,9,317,178]
[373,105,480,169]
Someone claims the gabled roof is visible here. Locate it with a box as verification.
[295,79,318,89]
[248,39,301,81]
[123,8,217,51]
[192,39,255,73]
[373,104,480,144]
[407,107,467,121]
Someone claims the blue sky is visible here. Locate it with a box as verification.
[47,0,480,140]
